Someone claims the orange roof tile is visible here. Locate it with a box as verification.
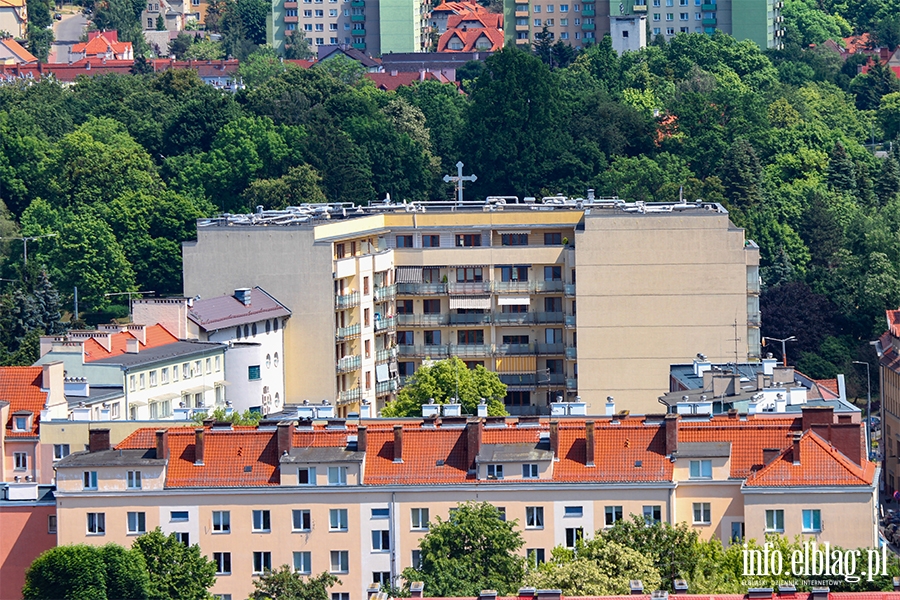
[555,420,672,482]
[364,427,471,485]
[165,428,280,488]
[431,1,489,14]
[744,430,875,487]
[0,38,36,63]
[71,32,132,56]
[83,324,179,362]
[679,417,799,478]
[813,378,840,398]
[437,27,504,52]
[889,309,900,337]
[446,12,502,29]
[1,366,46,438]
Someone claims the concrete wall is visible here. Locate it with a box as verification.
[0,502,56,600]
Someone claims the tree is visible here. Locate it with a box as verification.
[312,54,367,86]
[183,38,225,60]
[250,568,339,600]
[381,357,507,417]
[23,544,149,600]
[239,46,288,87]
[242,164,328,209]
[400,501,525,597]
[718,138,762,211]
[168,31,193,59]
[283,34,314,60]
[192,406,263,425]
[131,528,217,600]
[156,13,166,30]
[826,141,857,193]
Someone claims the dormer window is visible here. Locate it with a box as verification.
[299,467,316,485]
[328,466,347,485]
[13,414,30,432]
[487,464,503,479]
[522,464,539,478]
[689,459,712,479]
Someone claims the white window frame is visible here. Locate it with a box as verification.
[693,502,712,524]
[83,471,98,490]
[564,505,583,517]
[293,551,312,574]
[252,509,271,532]
[372,529,390,551]
[127,470,142,489]
[689,459,712,479]
[253,551,272,574]
[329,508,348,531]
[522,463,539,478]
[765,509,784,532]
[330,550,349,573]
[411,507,429,530]
[526,506,544,529]
[127,511,146,534]
[293,509,312,531]
[802,509,821,533]
[213,510,231,533]
[214,552,232,575]
[87,512,106,534]
[604,505,623,527]
[328,466,348,486]
[13,452,27,470]
[487,464,504,479]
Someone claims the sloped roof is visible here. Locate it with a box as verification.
[165,427,280,488]
[678,417,799,478]
[431,1,489,14]
[813,378,840,399]
[0,366,46,438]
[82,324,179,362]
[0,0,26,8]
[447,12,502,29]
[71,32,132,56]
[889,309,900,337]
[744,430,876,487]
[188,287,290,331]
[554,420,672,483]
[0,38,36,63]
[437,27,504,52]
[365,70,453,91]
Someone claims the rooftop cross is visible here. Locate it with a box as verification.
[443,161,477,204]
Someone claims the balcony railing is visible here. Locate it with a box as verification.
[702,17,716,25]
[582,7,595,15]
[494,313,531,325]
[495,343,534,355]
[565,315,576,328]
[397,314,449,327]
[582,22,596,30]
[448,344,491,357]
[565,346,577,359]
[352,42,366,50]
[542,373,566,386]
[374,315,396,332]
[566,378,578,390]
[536,343,565,355]
[533,312,565,324]
[397,282,448,295]
[351,14,365,21]
[351,0,364,5]
[564,283,575,296]
[336,324,361,340]
[500,373,538,386]
[335,291,360,309]
[398,344,450,358]
[351,27,366,36]
[336,355,361,373]
[338,387,362,405]
[701,2,716,9]
[374,284,396,301]
[492,281,531,293]
[449,313,492,325]
[376,379,399,396]
[449,281,492,294]
[376,347,396,363]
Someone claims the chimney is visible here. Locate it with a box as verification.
[792,432,802,465]
[234,288,252,306]
[763,448,780,466]
[126,337,140,354]
[480,592,498,600]
[585,420,595,467]
[549,420,559,460]
[194,428,205,465]
[277,421,293,457]
[358,425,368,452]
[674,580,688,594]
[630,581,644,595]
[466,418,481,472]
[89,428,110,452]
[664,413,679,456]
[393,424,403,463]
[155,429,167,460]
[517,588,536,599]
[802,405,834,430]
[419,68,425,81]
[810,588,829,600]
[892,577,900,592]
[536,591,561,600]
[410,583,424,598]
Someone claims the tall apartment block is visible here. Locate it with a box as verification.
[183,197,760,416]
[270,0,429,55]
[613,0,782,49]
[876,309,900,497]
[503,0,607,48]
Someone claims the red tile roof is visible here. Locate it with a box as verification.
[427,595,900,600]
[1,366,46,438]
[82,324,179,362]
[71,31,132,57]
[554,420,672,482]
[431,1,489,14]
[888,309,900,337]
[437,26,504,53]
[446,12,502,29]
[364,70,453,91]
[679,417,799,478]
[0,37,36,63]
[813,378,839,399]
[165,428,280,488]
[744,430,876,487]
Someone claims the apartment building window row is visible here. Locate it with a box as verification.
[127,511,146,534]
[215,552,232,575]
[330,550,349,573]
[604,505,623,527]
[526,506,544,528]
[330,508,348,531]
[411,507,429,530]
[253,551,272,575]
[294,551,312,574]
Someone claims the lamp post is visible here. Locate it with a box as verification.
[0,234,58,267]
[763,335,796,366]
[853,360,872,460]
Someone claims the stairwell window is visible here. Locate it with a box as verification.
[693,502,712,525]
[565,527,583,548]
[765,509,784,532]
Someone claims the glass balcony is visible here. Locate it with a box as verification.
[338,387,361,405]
[492,280,531,293]
[336,355,361,373]
[335,291,359,309]
[376,347,396,363]
[500,373,538,386]
[564,315,576,328]
[448,344,491,357]
[396,283,447,295]
[336,324,361,340]
[374,284,396,301]
[398,345,450,358]
[533,312,565,324]
[565,346,577,359]
[541,373,566,386]
[566,378,578,390]
[376,379,398,396]
[533,280,564,293]
[397,314,449,327]
[449,313,492,325]
[494,313,531,325]
[495,344,533,355]
[536,343,565,355]
[564,283,575,296]
[581,22,596,30]
[374,315,396,332]
[448,281,491,294]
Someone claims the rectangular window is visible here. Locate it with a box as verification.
[802,509,821,532]
[139,373,145,389]
[528,548,546,567]
[765,509,784,532]
[564,506,583,517]
[171,511,189,522]
[179,532,191,545]
[522,464,539,478]
[13,452,26,470]
[127,471,142,489]
[396,235,413,248]
[643,505,662,524]
[330,508,348,531]
[487,464,504,479]
[397,300,413,314]
[248,365,261,381]
[544,232,562,245]
[526,506,544,528]
[371,508,390,519]
[680,11,688,18]
[48,514,57,534]
[424,330,441,345]
[129,375,136,391]
[605,505,623,527]
[328,466,347,485]
[565,527,583,548]
[253,551,272,574]
[252,510,271,532]
[212,511,230,532]
[333,594,350,600]
[294,551,312,574]
[373,572,390,586]
[372,529,391,551]
[422,299,441,314]
[455,234,482,247]
[364,308,370,327]
[689,459,712,479]
[293,509,312,531]
[457,330,484,344]
[149,370,158,386]
[299,467,316,485]
[83,471,98,490]
[214,552,231,575]
[422,235,440,247]
[411,507,429,530]
[501,233,529,246]
[666,12,673,19]
[397,331,414,345]
[693,502,712,524]
[127,512,146,534]
[500,266,529,282]
[543,266,562,281]
[161,367,169,384]
[411,549,423,569]
[457,267,483,282]
[363,276,369,295]
[87,512,106,534]
[330,550,349,573]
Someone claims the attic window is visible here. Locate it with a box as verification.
[244,465,252,473]
[13,415,29,431]
[634,460,643,468]
[435,459,445,466]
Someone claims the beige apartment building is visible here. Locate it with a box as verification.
[53,406,876,600]
[876,309,900,497]
[183,198,760,416]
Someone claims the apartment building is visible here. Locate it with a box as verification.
[503,0,606,48]
[53,406,877,600]
[183,197,760,416]
[875,309,900,497]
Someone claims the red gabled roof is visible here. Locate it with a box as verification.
[0,37,36,63]
[83,324,179,362]
[431,1,489,14]
[679,417,799,478]
[437,27,504,53]
[744,430,876,487]
[446,12,502,29]
[165,427,280,488]
[71,31,132,56]
[813,378,840,399]
[554,420,672,482]
[1,366,46,438]
[888,309,900,337]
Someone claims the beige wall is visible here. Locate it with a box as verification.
[56,464,165,493]
[675,481,744,545]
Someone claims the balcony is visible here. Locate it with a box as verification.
[376,347,397,363]
[500,373,537,386]
[494,313,531,325]
[351,0,364,5]
[564,283,575,297]
[515,24,530,31]
[533,280,564,293]
[515,37,530,44]
[582,7,595,15]
[536,343,565,355]
[492,280,530,293]
[631,3,646,9]
[449,313,492,325]
[336,355,361,374]
[374,284,396,301]
[351,14,365,21]
[376,379,398,396]
[449,281,491,294]
[352,27,366,35]
[375,315,396,332]
[533,312,565,324]
[397,282,447,295]
[336,324,361,340]
[702,17,716,25]
[515,9,528,16]
[449,344,492,357]
[566,378,578,390]
[284,15,298,22]
[335,291,359,309]
[540,373,566,386]
[701,2,716,9]
[338,387,362,405]
[495,343,533,355]
[352,42,366,50]
[564,315,576,328]
[398,344,450,358]
[284,1,297,6]
[397,314,449,327]
[565,346,577,359]
[581,22,595,30]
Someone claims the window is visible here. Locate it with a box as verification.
[666,12,673,18]
[161,367,169,384]
[422,299,441,314]
[253,551,272,574]
[546,3,553,10]
[522,464,539,478]
[560,3,568,9]
[397,300,413,314]
[457,267,483,282]
[139,373,146,389]
[423,234,440,247]
[87,512,106,534]
[129,375,136,391]
[544,266,562,281]
[564,505,583,517]
[526,506,544,528]
[455,234,482,247]
[363,276,369,295]
[411,549,423,569]
[127,512,146,534]
[528,548,545,567]
[294,551,312,574]
[299,467,316,485]
[293,509,312,531]
[689,459,712,479]
[534,4,540,10]
[124,470,141,489]
[248,365,261,381]
[364,308,370,327]
[253,510,271,532]
[330,508,348,531]
[328,466,348,485]
[765,509,784,532]
[605,505,623,527]
[48,515,57,534]
[371,507,390,519]
[693,502,712,524]
[13,452,26,470]
[149,370,158,386]
[209,510,230,533]
[372,529,390,551]
[214,552,232,575]
[500,266,529,282]
[666,26,675,34]
[680,11,688,18]
[333,594,350,600]
[802,509,821,532]
[653,26,661,33]
[83,471,98,490]
[216,355,221,371]
[422,330,442,346]
[330,550,349,573]
[565,527,583,548]
[487,464,504,479]
[458,330,484,344]
[502,233,529,246]
[171,511,189,522]
[653,12,660,18]
[411,507,429,530]
[643,505,662,524]
[396,235,413,248]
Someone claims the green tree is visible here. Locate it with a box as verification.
[183,38,225,60]
[849,60,900,111]
[239,46,288,87]
[381,357,507,417]
[131,528,217,600]
[401,501,525,597]
[169,31,193,59]
[250,568,339,600]
[312,54,367,86]
[719,138,763,211]
[602,515,701,590]
[242,164,328,209]
[826,140,857,193]
[156,13,166,30]
[880,91,900,141]
[23,543,150,600]
[100,543,152,600]
[192,406,263,425]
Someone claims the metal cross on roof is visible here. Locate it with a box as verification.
[443,161,477,204]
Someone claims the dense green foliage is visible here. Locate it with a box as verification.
[131,528,217,600]
[250,568,339,600]
[23,544,150,600]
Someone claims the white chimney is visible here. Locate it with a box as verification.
[605,396,615,416]
[126,338,140,354]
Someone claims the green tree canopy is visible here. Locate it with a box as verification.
[250,568,339,600]
[131,527,217,600]
[602,515,701,590]
[23,544,149,600]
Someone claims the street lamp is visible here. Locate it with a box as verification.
[763,335,796,367]
[853,360,872,460]
[0,234,58,267]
